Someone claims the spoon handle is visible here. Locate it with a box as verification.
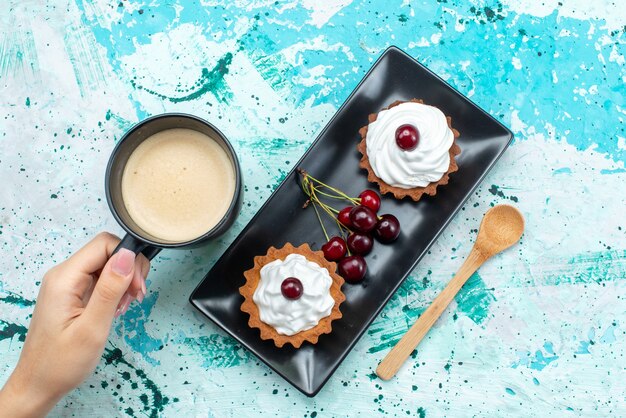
[376,248,487,380]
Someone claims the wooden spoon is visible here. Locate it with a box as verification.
[376,204,525,380]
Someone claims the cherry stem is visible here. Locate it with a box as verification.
[312,189,340,214]
[311,201,330,242]
[302,172,332,241]
[298,168,356,241]
[314,189,350,203]
[300,171,360,205]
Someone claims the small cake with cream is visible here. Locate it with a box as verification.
[239,243,345,348]
[358,99,461,201]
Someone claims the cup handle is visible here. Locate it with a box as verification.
[112,233,161,261]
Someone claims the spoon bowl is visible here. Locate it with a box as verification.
[475,204,525,258]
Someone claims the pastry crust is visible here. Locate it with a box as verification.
[239,243,345,348]
[357,99,461,201]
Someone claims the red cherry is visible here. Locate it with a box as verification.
[347,233,373,255]
[321,236,347,261]
[374,214,401,243]
[338,256,367,283]
[349,205,377,233]
[281,277,303,300]
[338,206,353,228]
[395,124,419,151]
[359,190,381,213]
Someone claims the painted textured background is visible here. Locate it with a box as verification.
[1,0,625,416]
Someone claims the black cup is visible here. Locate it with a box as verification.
[105,113,243,260]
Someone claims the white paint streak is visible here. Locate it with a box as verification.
[500,0,626,30]
[408,37,431,48]
[281,35,354,67]
[300,0,353,28]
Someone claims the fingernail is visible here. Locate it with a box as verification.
[112,249,135,276]
[141,278,147,297]
[117,293,132,310]
[137,291,144,304]
[120,298,131,315]
[115,308,122,318]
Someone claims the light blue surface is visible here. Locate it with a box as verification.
[1,0,625,416]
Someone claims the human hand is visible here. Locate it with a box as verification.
[0,232,149,418]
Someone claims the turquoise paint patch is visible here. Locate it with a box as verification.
[0,22,39,80]
[576,341,592,355]
[180,334,250,368]
[455,272,496,325]
[567,251,626,284]
[552,167,572,175]
[0,320,27,342]
[114,292,165,366]
[104,109,134,133]
[367,327,414,354]
[538,250,626,286]
[0,290,34,308]
[247,44,302,103]
[75,0,179,65]
[131,53,234,104]
[600,168,626,174]
[367,304,425,354]
[505,387,516,395]
[575,328,596,355]
[244,137,307,155]
[511,342,559,371]
[488,184,519,203]
[600,323,618,344]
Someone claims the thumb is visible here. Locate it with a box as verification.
[83,248,136,327]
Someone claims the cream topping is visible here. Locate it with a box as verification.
[366,102,454,188]
[253,254,334,336]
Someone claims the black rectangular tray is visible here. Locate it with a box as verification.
[190,46,513,396]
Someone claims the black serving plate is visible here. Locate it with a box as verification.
[190,46,513,396]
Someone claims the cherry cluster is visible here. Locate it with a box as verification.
[299,169,400,284]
